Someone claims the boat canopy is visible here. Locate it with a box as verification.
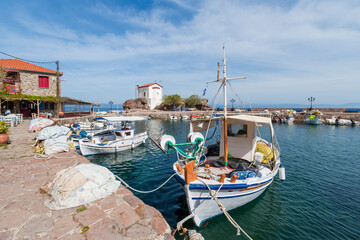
[96,116,148,122]
[228,114,272,125]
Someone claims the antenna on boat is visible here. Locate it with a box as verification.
[206,43,247,166]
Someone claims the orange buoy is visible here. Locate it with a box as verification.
[184,161,197,185]
[176,164,183,174]
[219,173,226,183]
[230,174,238,183]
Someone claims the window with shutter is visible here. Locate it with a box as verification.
[39,76,49,88]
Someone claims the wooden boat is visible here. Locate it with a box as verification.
[160,46,283,227]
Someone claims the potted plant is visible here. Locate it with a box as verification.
[0,120,9,144]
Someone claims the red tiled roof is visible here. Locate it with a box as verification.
[0,58,62,75]
[138,82,163,88]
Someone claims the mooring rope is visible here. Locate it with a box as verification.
[114,173,176,194]
[34,153,77,159]
[197,178,253,240]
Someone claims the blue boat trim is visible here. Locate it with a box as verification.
[189,178,272,190]
[192,181,272,200]
[172,169,273,190]
[173,171,185,186]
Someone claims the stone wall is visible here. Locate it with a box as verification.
[20,72,58,97]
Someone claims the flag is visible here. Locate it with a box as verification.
[202,86,208,96]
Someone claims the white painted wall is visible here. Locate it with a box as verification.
[138,84,163,109]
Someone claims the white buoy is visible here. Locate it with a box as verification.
[279,165,285,181]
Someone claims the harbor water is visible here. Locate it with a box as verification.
[86,119,360,239]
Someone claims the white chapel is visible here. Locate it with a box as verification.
[137,83,163,109]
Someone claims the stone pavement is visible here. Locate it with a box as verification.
[0,120,174,239]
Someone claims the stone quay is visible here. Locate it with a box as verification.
[0,120,174,240]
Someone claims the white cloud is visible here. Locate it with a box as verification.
[1,0,360,105]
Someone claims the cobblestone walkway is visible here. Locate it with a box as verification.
[0,120,173,239]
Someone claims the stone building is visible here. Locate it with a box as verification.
[0,58,97,118]
[0,59,63,118]
[137,83,163,110]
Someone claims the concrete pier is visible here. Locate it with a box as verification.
[0,120,173,240]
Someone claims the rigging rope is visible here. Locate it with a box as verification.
[205,123,218,141]
[114,173,176,194]
[228,81,243,106]
[202,82,224,147]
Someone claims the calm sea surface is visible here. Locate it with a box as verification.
[86,119,360,240]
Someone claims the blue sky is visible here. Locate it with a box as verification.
[1,0,360,106]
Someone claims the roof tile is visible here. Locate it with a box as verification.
[138,83,163,88]
[0,58,62,75]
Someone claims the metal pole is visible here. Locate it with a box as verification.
[37,99,40,117]
[223,44,228,166]
[56,60,61,116]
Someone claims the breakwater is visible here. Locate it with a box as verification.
[123,108,360,121]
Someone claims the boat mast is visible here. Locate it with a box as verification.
[206,44,247,167]
[222,44,229,166]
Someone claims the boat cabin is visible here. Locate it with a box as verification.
[220,115,274,162]
[91,129,134,144]
[115,129,134,139]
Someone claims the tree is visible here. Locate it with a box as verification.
[163,94,182,109]
[185,95,201,108]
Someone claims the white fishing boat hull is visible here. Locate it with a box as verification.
[304,118,324,125]
[79,132,148,156]
[174,163,279,227]
[285,117,294,124]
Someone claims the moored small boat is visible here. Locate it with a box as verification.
[78,116,149,156]
[79,129,148,156]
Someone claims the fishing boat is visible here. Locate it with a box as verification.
[325,116,359,126]
[79,116,149,156]
[304,116,324,125]
[284,117,295,124]
[159,46,284,228]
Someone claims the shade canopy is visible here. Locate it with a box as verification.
[228,114,272,125]
[98,116,148,122]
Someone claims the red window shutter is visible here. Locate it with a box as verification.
[39,76,49,88]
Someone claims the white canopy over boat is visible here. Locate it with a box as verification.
[228,114,272,125]
[99,116,149,122]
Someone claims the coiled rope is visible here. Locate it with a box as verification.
[114,173,176,194]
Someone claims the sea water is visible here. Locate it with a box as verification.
[87,119,360,239]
